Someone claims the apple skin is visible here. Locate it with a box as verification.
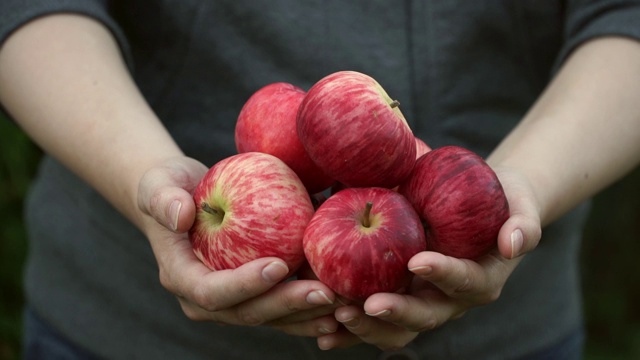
[235,82,334,194]
[398,146,509,259]
[415,137,432,158]
[297,71,416,189]
[303,187,426,302]
[189,152,315,276]
[331,137,431,194]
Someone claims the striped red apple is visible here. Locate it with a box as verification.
[235,82,334,194]
[399,146,509,259]
[297,71,416,189]
[303,187,426,302]
[188,152,315,276]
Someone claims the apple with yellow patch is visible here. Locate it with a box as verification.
[189,152,315,276]
[303,187,426,301]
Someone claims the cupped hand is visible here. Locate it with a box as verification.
[317,165,543,351]
[136,156,340,337]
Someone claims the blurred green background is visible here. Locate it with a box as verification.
[1,118,639,360]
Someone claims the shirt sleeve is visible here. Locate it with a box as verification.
[0,0,131,64]
[554,0,640,70]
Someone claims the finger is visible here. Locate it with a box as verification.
[180,277,338,327]
[137,158,208,232]
[267,299,337,325]
[147,186,197,232]
[317,326,363,350]
[407,251,516,304]
[334,305,419,351]
[169,257,291,319]
[492,169,542,259]
[362,292,461,333]
[224,280,336,326]
[407,252,488,300]
[272,314,339,337]
[497,211,542,259]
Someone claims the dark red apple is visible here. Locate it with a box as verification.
[297,71,416,189]
[303,187,426,302]
[398,146,509,259]
[189,152,315,276]
[235,82,334,194]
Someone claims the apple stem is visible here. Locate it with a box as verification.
[363,202,373,228]
[202,202,222,216]
[390,100,400,108]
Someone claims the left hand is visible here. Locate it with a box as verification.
[316,166,543,351]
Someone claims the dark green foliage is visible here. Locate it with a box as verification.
[0,118,41,360]
[581,167,640,360]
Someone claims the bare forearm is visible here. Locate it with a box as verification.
[488,37,640,225]
[0,14,183,228]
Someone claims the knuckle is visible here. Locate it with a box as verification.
[453,276,473,294]
[158,270,172,291]
[230,274,257,298]
[479,288,502,305]
[410,317,439,332]
[191,283,220,312]
[180,302,208,322]
[158,268,182,297]
[235,306,264,326]
[281,293,302,313]
[148,190,164,218]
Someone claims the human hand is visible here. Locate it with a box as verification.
[136,156,340,337]
[317,166,543,350]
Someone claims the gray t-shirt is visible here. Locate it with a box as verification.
[2,1,639,359]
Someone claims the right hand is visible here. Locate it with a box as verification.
[136,156,340,337]
[317,165,543,351]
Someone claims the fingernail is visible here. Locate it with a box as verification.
[306,290,333,305]
[409,265,433,276]
[337,316,360,328]
[335,296,350,306]
[318,327,335,334]
[511,229,524,258]
[317,338,333,351]
[365,309,391,318]
[262,261,289,283]
[169,200,182,231]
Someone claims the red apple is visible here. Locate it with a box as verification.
[189,152,315,276]
[303,187,426,302]
[235,82,334,194]
[415,137,432,158]
[297,71,416,188]
[331,137,430,194]
[398,146,509,259]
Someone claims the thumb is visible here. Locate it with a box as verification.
[147,187,197,233]
[497,209,542,259]
[491,166,543,260]
[137,158,208,233]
